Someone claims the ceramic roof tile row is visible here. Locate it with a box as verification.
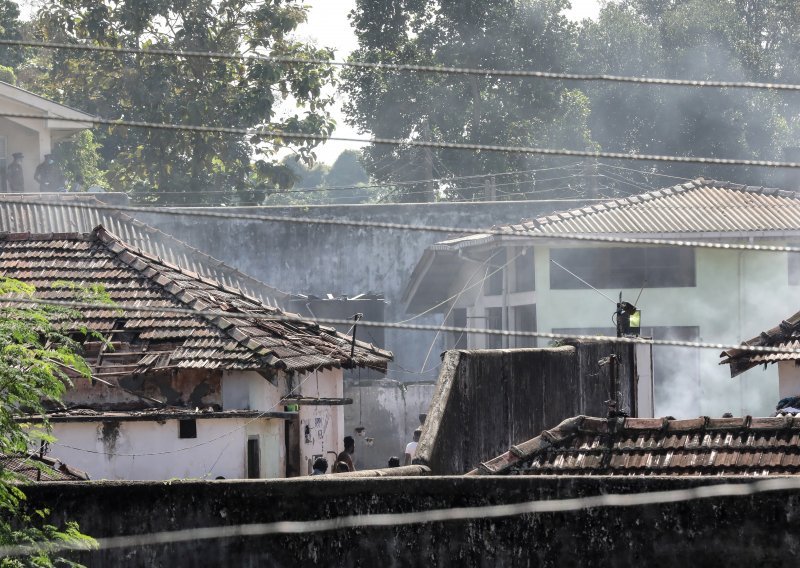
[0,194,290,308]
[495,178,800,236]
[720,309,800,376]
[0,453,89,481]
[475,415,800,476]
[0,227,392,374]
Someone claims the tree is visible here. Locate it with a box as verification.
[576,0,795,187]
[341,0,596,202]
[0,278,101,565]
[27,0,336,205]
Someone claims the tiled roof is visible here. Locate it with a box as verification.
[720,310,800,377]
[1,453,89,481]
[0,194,290,308]
[0,227,392,374]
[474,415,800,476]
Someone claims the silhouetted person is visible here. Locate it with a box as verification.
[405,429,421,466]
[387,456,400,468]
[335,462,350,473]
[312,457,328,475]
[34,154,62,192]
[336,435,355,472]
[7,153,23,192]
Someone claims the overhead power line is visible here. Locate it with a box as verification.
[1,110,798,169]
[2,296,797,355]
[6,38,800,92]
[3,193,800,254]
[3,476,799,557]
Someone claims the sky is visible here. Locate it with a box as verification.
[292,0,603,163]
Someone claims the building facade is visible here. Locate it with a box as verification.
[405,179,800,418]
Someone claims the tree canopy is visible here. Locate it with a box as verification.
[25,0,336,205]
[341,0,596,202]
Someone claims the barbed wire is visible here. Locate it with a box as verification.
[7,38,800,91]
[2,476,799,558]
[1,110,799,169]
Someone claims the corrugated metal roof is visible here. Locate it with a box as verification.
[515,179,800,235]
[0,194,290,309]
[720,310,800,376]
[0,227,392,374]
[475,415,800,476]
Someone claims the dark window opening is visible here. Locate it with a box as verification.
[513,248,535,292]
[247,437,260,479]
[486,307,503,349]
[451,308,468,349]
[513,305,537,348]
[550,247,695,290]
[179,419,197,439]
[486,248,506,295]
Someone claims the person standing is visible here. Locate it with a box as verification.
[6,153,23,193]
[34,154,61,192]
[404,429,421,466]
[312,457,329,476]
[334,435,356,472]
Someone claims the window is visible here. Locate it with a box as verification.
[247,437,260,479]
[486,307,503,349]
[513,305,537,348]
[550,247,695,289]
[513,248,535,292]
[451,308,468,349]
[178,419,197,439]
[486,248,506,295]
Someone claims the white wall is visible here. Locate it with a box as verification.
[778,361,800,399]
[456,243,796,418]
[222,370,283,411]
[49,417,284,481]
[296,368,344,474]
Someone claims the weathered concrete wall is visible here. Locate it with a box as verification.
[343,379,436,469]
[21,475,800,567]
[416,340,638,475]
[135,200,565,382]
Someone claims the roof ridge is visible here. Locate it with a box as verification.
[82,197,291,305]
[91,226,392,370]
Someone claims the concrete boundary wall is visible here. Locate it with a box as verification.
[20,475,800,567]
[415,340,638,474]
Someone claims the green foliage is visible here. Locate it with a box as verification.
[0,278,99,565]
[52,131,107,190]
[576,0,799,186]
[0,1,23,71]
[342,0,595,202]
[267,150,373,205]
[28,0,336,205]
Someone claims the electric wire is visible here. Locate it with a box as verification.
[8,37,800,91]
[4,193,800,254]
[0,110,799,169]
[0,296,795,355]
[2,476,799,557]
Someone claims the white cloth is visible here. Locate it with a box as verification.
[405,441,418,459]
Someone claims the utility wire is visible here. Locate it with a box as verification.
[8,38,800,92]
[3,476,799,557]
[0,110,799,169]
[0,296,796,355]
[4,193,800,254]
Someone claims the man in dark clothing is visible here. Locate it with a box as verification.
[34,154,62,192]
[7,153,23,192]
[312,457,328,475]
[335,435,356,472]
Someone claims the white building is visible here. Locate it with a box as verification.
[6,226,391,480]
[0,81,94,192]
[404,178,800,418]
